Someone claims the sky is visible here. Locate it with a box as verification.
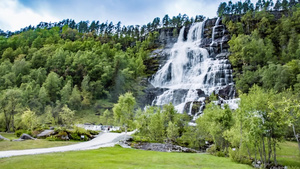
[0,0,257,32]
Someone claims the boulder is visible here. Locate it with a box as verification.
[37,130,54,138]
[0,134,9,141]
[20,133,35,140]
[132,142,200,153]
[60,135,69,141]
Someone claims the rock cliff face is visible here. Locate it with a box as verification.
[141,18,238,119]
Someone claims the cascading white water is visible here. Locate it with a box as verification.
[150,20,234,115]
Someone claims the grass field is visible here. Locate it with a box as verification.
[0,131,299,168]
[277,141,300,168]
[0,132,77,151]
[0,146,252,169]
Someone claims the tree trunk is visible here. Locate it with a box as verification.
[258,141,263,164]
[11,115,15,132]
[240,121,243,148]
[292,124,300,154]
[4,111,11,132]
[262,136,266,165]
[273,138,277,165]
[246,143,252,159]
[254,144,257,163]
[268,136,272,164]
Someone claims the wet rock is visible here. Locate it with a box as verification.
[157,28,179,45]
[141,17,236,120]
[183,101,205,115]
[216,52,230,60]
[217,85,237,99]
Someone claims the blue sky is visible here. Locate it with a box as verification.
[0,0,256,32]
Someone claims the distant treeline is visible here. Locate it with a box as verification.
[0,14,205,38]
[217,0,300,16]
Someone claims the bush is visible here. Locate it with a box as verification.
[70,133,81,140]
[15,129,31,137]
[132,135,151,142]
[206,144,227,157]
[46,136,61,141]
[54,127,67,133]
[216,151,226,157]
[87,130,100,135]
[228,148,252,165]
[207,144,217,155]
[110,130,122,133]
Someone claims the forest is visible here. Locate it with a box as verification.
[0,11,207,132]
[0,0,300,168]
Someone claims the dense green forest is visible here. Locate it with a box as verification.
[1,0,300,168]
[0,13,206,132]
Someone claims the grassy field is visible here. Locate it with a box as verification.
[277,141,300,167]
[0,132,77,151]
[0,146,252,169]
[0,131,299,168]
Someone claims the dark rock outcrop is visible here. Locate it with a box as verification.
[183,101,205,115]
[132,142,199,153]
[37,130,54,138]
[216,85,237,100]
[13,133,35,141]
[141,17,237,116]
[20,133,35,140]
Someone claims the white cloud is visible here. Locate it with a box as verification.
[163,0,219,19]
[0,0,59,32]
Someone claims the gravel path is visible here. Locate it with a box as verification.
[0,131,134,158]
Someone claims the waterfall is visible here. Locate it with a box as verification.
[150,20,234,116]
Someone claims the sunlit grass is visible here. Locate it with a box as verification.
[277,141,300,168]
[0,146,252,169]
[0,132,77,151]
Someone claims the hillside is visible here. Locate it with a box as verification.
[0,0,300,168]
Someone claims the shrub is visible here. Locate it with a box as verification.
[228,148,252,165]
[110,130,122,133]
[132,135,151,142]
[216,151,226,157]
[46,136,61,141]
[15,129,31,137]
[70,133,81,140]
[207,144,217,155]
[31,130,41,137]
[87,130,100,135]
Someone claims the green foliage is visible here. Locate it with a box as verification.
[166,121,179,143]
[0,15,160,131]
[113,92,136,129]
[227,7,300,93]
[58,105,75,126]
[15,129,31,137]
[197,103,233,151]
[99,109,114,125]
[228,148,252,165]
[134,103,192,145]
[21,109,37,131]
